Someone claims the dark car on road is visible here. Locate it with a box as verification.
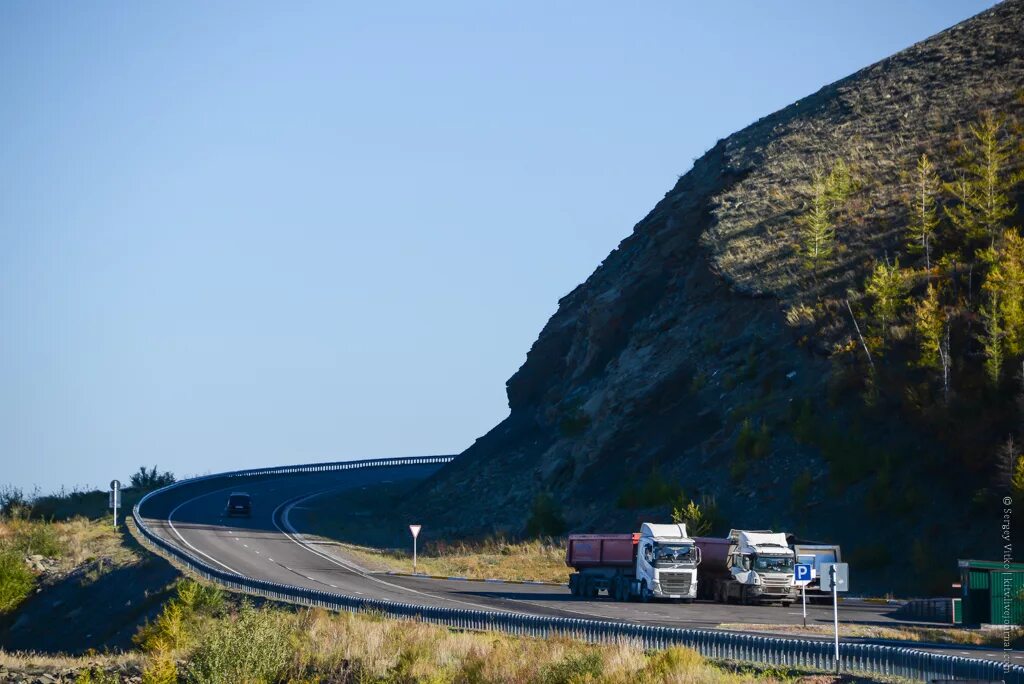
[225,492,252,517]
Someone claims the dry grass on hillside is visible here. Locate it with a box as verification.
[324,536,570,583]
[0,515,141,615]
[0,515,139,571]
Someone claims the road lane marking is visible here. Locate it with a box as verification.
[167,495,242,575]
[275,493,503,612]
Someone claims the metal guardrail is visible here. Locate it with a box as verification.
[133,456,1023,683]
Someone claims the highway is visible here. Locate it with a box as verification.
[138,463,1022,666]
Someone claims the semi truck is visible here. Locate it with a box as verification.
[566,523,700,602]
[794,543,842,602]
[694,530,797,605]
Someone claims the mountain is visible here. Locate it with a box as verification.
[406,1,1024,595]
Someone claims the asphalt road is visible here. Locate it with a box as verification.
[139,465,1023,666]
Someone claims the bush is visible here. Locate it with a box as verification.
[130,466,176,491]
[0,549,34,613]
[671,500,713,536]
[185,602,291,684]
[790,470,813,509]
[541,650,603,684]
[525,492,567,537]
[616,468,683,509]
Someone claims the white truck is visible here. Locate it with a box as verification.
[794,543,842,602]
[695,529,798,605]
[566,523,701,602]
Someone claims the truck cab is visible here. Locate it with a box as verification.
[636,523,700,601]
[726,530,797,604]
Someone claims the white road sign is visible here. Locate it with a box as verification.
[822,562,849,592]
[409,525,421,539]
[794,563,813,586]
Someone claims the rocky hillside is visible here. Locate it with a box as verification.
[404,1,1024,595]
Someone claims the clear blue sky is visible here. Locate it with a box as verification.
[0,1,996,494]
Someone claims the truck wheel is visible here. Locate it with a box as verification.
[568,575,578,597]
[639,580,651,603]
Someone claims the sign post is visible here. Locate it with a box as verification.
[794,563,812,628]
[109,480,121,530]
[822,562,849,673]
[409,524,421,574]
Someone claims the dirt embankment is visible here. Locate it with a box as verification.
[0,521,179,656]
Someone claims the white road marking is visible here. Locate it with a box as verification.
[167,492,242,575]
[276,494,504,612]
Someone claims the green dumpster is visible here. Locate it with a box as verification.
[958,559,1024,626]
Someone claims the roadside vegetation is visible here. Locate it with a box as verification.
[0,509,140,615]
[325,536,571,584]
[719,622,1024,649]
[0,467,172,616]
[121,578,881,684]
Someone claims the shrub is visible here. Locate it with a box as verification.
[0,549,34,613]
[790,470,813,510]
[185,601,291,684]
[671,500,713,536]
[525,492,567,538]
[616,469,683,509]
[540,650,603,684]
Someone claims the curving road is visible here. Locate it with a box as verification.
[139,463,1022,666]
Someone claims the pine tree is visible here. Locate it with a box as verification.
[798,159,855,278]
[914,283,952,402]
[865,257,908,339]
[915,283,943,368]
[981,291,1005,384]
[799,170,836,276]
[984,230,1024,356]
[907,153,942,269]
[945,111,1017,250]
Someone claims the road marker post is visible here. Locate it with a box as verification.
[409,524,421,574]
[109,479,121,530]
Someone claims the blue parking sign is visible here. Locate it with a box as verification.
[795,563,812,584]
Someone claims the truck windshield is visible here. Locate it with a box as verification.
[753,555,793,572]
[653,544,695,565]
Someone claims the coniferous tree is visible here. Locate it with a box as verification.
[865,258,908,340]
[983,229,1024,356]
[798,159,855,278]
[981,291,1005,384]
[907,153,942,269]
[945,111,1017,250]
[914,283,952,402]
[799,170,836,277]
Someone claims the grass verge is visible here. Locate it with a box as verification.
[128,579,892,683]
[718,622,1024,648]
[321,536,570,584]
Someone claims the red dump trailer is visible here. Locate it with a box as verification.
[566,533,639,599]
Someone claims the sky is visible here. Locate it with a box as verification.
[0,1,998,494]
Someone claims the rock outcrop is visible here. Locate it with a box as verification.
[403,1,1024,595]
